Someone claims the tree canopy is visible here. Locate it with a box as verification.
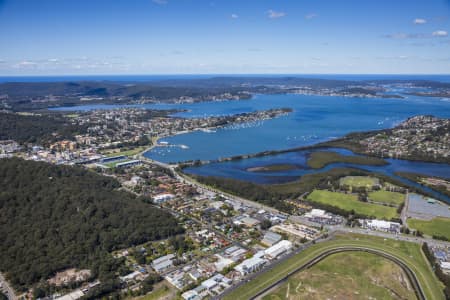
[0,158,183,290]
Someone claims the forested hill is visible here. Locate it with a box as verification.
[0,158,183,290]
[0,112,87,145]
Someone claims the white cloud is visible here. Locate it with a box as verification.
[231,14,238,19]
[152,0,167,5]
[305,13,318,20]
[384,30,449,40]
[376,55,410,60]
[16,60,37,68]
[171,50,184,55]
[383,33,424,39]
[432,30,448,37]
[267,10,286,19]
[413,18,427,25]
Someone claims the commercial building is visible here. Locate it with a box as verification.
[303,209,343,225]
[234,256,267,276]
[261,231,282,246]
[100,155,127,163]
[152,254,175,273]
[359,219,401,233]
[264,240,293,260]
[165,270,186,290]
[115,159,142,168]
[153,193,175,204]
[181,290,201,300]
[233,216,260,227]
[188,269,203,282]
[223,245,247,262]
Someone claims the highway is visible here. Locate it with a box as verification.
[0,272,17,300]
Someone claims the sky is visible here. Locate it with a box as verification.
[0,0,449,75]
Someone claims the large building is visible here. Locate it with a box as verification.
[153,193,175,204]
[152,254,175,273]
[264,240,293,260]
[234,256,267,276]
[359,219,401,233]
[304,209,343,225]
[115,159,142,168]
[181,290,201,300]
[233,215,260,227]
[100,155,126,163]
[261,231,282,246]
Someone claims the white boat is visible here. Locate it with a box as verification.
[200,128,216,133]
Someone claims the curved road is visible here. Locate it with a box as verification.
[250,246,426,300]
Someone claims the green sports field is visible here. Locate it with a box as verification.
[103,146,147,157]
[407,217,450,240]
[340,176,380,188]
[368,190,405,206]
[223,233,444,300]
[307,190,398,219]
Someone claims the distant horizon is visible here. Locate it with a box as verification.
[2,73,450,84]
[2,73,450,77]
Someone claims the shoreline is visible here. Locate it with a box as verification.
[173,136,450,168]
[145,134,450,169]
[139,109,292,159]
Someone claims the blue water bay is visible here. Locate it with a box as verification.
[51,93,450,163]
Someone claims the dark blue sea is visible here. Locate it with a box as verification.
[2,74,450,83]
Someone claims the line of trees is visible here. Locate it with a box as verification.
[192,175,294,212]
